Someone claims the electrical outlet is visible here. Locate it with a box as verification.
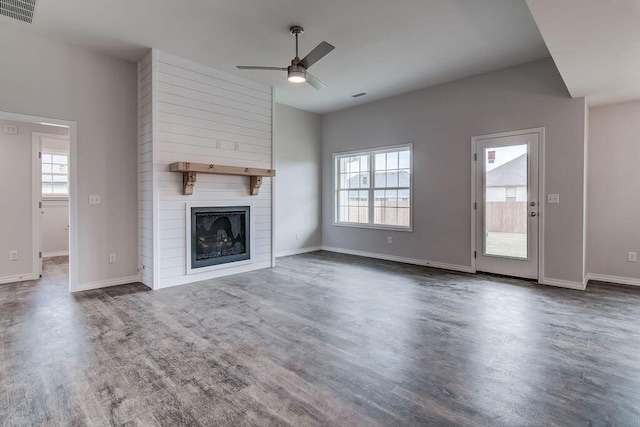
[547,194,560,204]
[109,253,117,264]
[296,233,300,240]
[9,250,18,261]
[388,236,393,244]
[628,252,637,262]
[89,195,101,205]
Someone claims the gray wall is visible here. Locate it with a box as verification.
[275,104,323,256]
[0,26,138,287]
[588,100,640,282]
[322,58,587,284]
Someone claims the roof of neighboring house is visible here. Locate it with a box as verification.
[486,154,527,187]
[347,170,410,189]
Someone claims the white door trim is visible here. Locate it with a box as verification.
[471,127,545,282]
[0,110,78,292]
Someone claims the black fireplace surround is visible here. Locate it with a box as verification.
[190,206,250,269]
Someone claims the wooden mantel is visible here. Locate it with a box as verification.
[169,162,276,196]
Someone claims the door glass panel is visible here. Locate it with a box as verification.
[484,144,528,258]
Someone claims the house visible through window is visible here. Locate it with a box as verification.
[335,144,412,229]
[42,152,69,196]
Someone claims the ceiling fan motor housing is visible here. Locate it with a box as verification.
[287,64,307,83]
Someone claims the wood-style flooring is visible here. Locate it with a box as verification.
[1,252,640,426]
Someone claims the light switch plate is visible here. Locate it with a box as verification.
[547,194,560,204]
[4,124,18,134]
[89,195,101,205]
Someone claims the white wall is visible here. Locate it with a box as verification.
[139,51,274,289]
[0,120,67,283]
[274,104,322,257]
[322,58,587,285]
[587,100,640,285]
[0,26,138,290]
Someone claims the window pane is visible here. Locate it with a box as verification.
[386,172,398,187]
[360,155,369,172]
[385,189,398,202]
[42,164,52,173]
[42,183,52,194]
[387,152,399,169]
[42,154,52,163]
[399,150,410,169]
[374,171,386,188]
[398,169,410,187]
[397,208,410,227]
[54,164,68,174]
[52,155,68,165]
[52,183,68,194]
[42,174,53,183]
[375,153,386,170]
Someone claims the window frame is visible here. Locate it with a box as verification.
[333,143,413,232]
[41,148,70,200]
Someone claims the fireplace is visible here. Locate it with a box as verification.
[189,206,250,270]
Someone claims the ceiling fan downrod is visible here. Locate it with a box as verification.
[290,25,304,62]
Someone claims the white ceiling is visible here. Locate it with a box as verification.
[527,0,640,107]
[2,0,550,114]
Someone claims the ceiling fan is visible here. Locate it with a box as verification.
[237,26,335,90]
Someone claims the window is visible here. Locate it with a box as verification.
[335,144,411,229]
[505,186,517,202]
[42,151,69,196]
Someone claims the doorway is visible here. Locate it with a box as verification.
[471,128,544,280]
[34,132,70,276]
[0,110,77,291]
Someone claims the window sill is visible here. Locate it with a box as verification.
[333,222,413,232]
[43,195,69,202]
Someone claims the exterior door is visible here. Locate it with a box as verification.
[475,132,539,279]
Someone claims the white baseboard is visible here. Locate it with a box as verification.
[423,260,475,274]
[585,273,640,288]
[539,277,587,291]
[43,251,69,258]
[320,246,474,273]
[73,275,140,293]
[0,273,40,285]
[276,246,322,258]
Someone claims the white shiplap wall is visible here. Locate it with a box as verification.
[140,50,274,289]
[138,51,154,288]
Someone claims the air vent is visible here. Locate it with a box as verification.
[352,92,367,98]
[0,0,38,24]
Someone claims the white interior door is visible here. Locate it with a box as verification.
[475,132,539,279]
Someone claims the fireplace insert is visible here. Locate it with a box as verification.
[190,206,250,269]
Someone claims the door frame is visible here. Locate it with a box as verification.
[470,127,545,282]
[0,110,78,292]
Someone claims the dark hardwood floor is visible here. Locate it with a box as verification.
[1,252,640,426]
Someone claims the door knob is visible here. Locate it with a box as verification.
[530,212,537,217]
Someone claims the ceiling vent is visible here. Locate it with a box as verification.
[0,0,38,24]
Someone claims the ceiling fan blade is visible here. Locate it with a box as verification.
[236,66,287,71]
[299,41,335,69]
[306,72,327,90]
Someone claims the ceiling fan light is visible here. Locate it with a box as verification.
[288,69,306,83]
